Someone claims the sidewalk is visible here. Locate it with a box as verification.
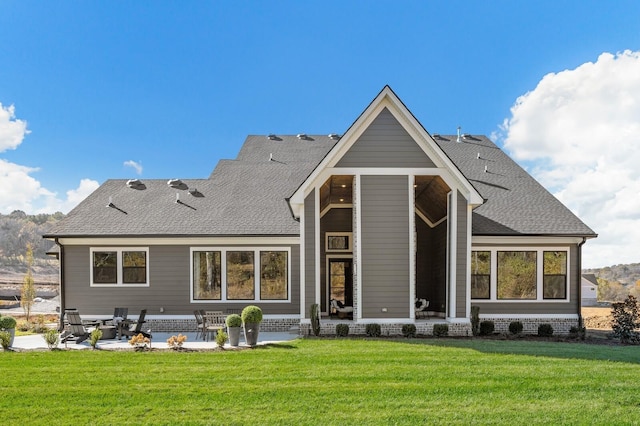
[10,331,299,351]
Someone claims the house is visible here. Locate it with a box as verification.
[44,86,597,335]
[581,274,599,306]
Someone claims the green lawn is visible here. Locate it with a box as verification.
[1,338,639,425]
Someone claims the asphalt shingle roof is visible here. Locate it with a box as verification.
[46,133,595,238]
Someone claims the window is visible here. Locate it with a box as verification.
[497,251,537,300]
[326,233,352,252]
[90,248,149,286]
[227,251,255,300]
[193,251,221,300]
[471,251,491,299]
[471,247,570,302]
[190,247,290,303]
[260,251,288,300]
[543,251,567,299]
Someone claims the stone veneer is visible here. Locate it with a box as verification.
[300,320,473,337]
[144,318,300,333]
[480,317,579,335]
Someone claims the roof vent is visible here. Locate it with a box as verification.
[189,188,204,198]
[126,179,146,190]
[267,134,278,140]
[328,133,340,140]
[297,133,308,140]
[167,179,188,190]
[456,127,462,143]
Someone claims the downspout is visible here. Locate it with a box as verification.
[54,238,66,331]
[577,237,587,329]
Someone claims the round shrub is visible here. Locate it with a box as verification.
[401,324,416,338]
[0,316,17,330]
[241,305,263,324]
[225,314,242,327]
[538,323,554,337]
[509,321,523,335]
[479,321,495,336]
[365,323,381,337]
[433,323,448,337]
[336,323,349,337]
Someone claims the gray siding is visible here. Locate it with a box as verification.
[320,208,353,312]
[471,244,580,315]
[360,175,410,318]
[304,190,316,317]
[456,190,468,318]
[62,244,301,316]
[336,108,436,168]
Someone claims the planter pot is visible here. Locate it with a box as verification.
[227,326,242,346]
[243,323,260,346]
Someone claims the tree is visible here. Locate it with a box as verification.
[21,244,37,321]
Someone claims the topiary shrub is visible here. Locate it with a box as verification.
[0,316,17,330]
[538,323,554,337]
[215,330,228,347]
[433,324,448,337]
[402,324,416,338]
[479,321,494,336]
[225,314,242,328]
[241,305,263,324]
[509,321,523,335]
[336,323,349,337]
[471,306,480,336]
[365,323,381,337]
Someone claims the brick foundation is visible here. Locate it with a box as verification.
[479,317,579,335]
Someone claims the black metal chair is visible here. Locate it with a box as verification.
[118,309,152,340]
[60,311,92,344]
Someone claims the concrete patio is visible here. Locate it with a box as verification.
[10,330,299,351]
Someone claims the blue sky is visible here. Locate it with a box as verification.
[1,1,640,268]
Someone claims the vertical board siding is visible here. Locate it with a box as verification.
[63,244,300,316]
[304,190,316,315]
[360,175,410,318]
[456,191,468,318]
[336,108,436,168]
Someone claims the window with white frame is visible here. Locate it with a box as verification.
[471,247,569,302]
[326,232,352,252]
[191,247,290,302]
[90,248,149,286]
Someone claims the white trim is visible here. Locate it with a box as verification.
[135,314,303,321]
[355,174,363,321]
[408,175,416,320]
[446,317,471,324]
[59,236,300,246]
[471,246,572,303]
[320,203,353,219]
[415,209,447,228]
[325,232,353,253]
[466,203,473,318]
[89,247,150,287]
[315,187,321,308]
[189,247,291,303]
[448,191,457,318]
[479,314,579,320]
[299,200,306,318]
[473,236,585,245]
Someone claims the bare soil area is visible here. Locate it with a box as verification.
[582,306,613,330]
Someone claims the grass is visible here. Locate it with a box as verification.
[1,338,639,425]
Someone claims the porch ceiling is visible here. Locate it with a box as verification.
[415,175,450,224]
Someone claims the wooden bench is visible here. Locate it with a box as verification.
[204,311,226,341]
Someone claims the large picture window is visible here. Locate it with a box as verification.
[472,247,570,302]
[497,251,537,300]
[90,248,149,286]
[471,251,491,299]
[190,247,290,303]
[193,251,221,300]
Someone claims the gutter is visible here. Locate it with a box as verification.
[577,237,587,329]
[54,238,65,332]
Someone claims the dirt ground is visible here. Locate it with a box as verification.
[582,307,613,330]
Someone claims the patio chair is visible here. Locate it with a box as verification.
[204,311,225,342]
[60,311,93,344]
[194,310,206,341]
[330,299,354,319]
[118,309,152,340]
[415,298,430,319]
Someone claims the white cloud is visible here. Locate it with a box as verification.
[0,103,99,214]
[124,160,143,175]
[0,103,30,152]
[498,50,640,268]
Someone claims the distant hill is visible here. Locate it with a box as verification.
[0,210,64,285]
[583,263,640,302]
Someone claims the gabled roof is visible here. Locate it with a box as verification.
[581,274,599,286]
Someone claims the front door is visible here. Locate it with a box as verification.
[329,259,353,307]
